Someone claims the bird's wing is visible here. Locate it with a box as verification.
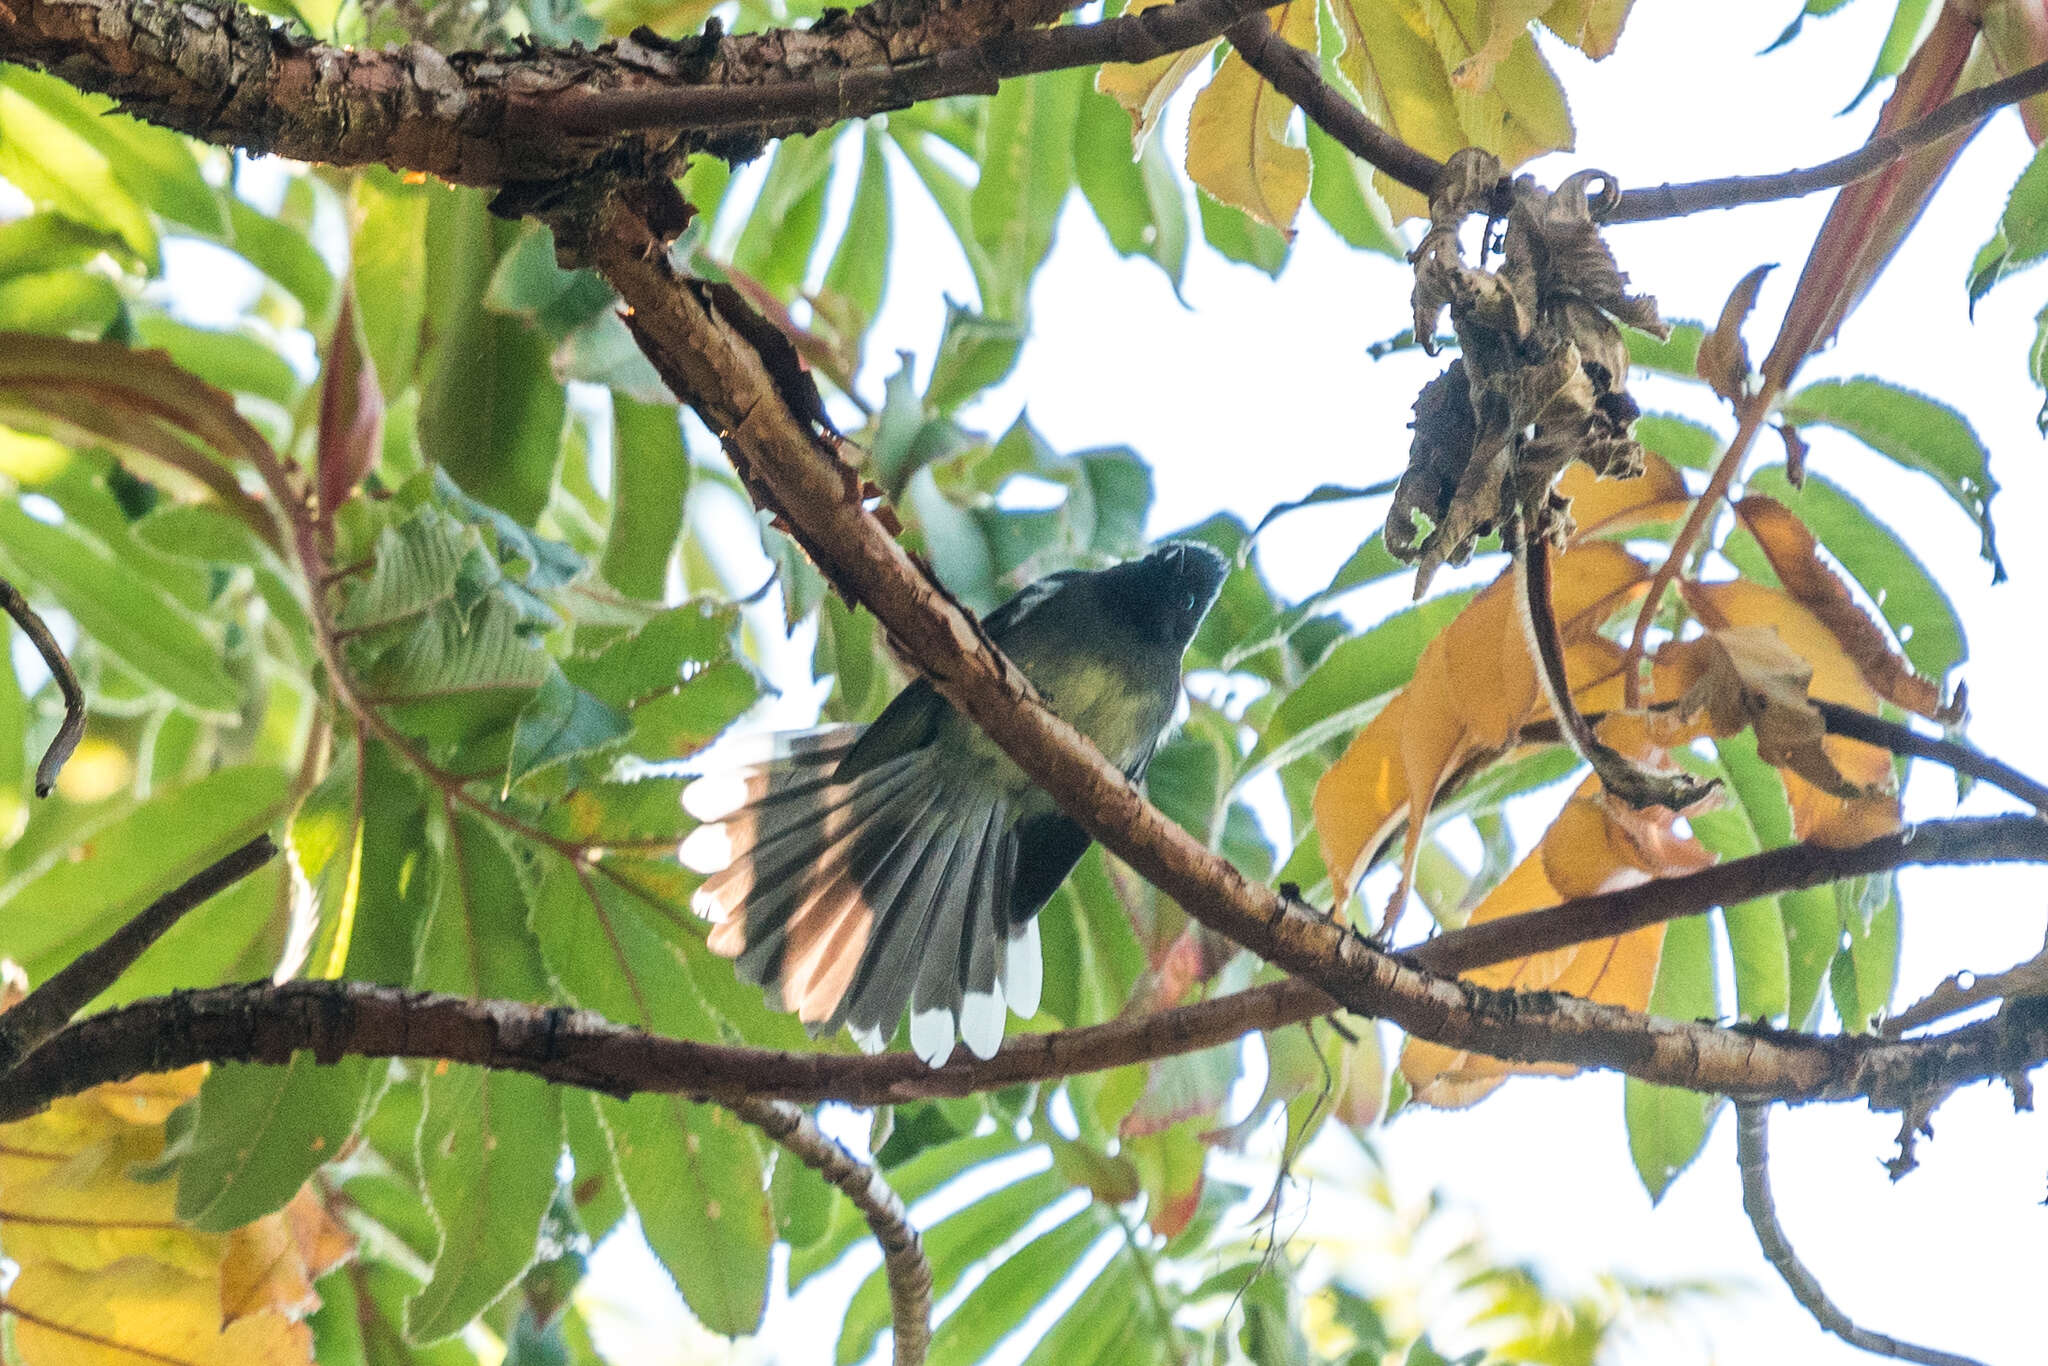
[686,735,1030,1065]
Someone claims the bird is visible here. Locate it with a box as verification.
[679,540,1231,1067]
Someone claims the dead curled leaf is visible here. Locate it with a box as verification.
[1696,262,1774,403]
[1387,150,1666,596]
[1651,626,1873,800]
[1734,494,1961,723]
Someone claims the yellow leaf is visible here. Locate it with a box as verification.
[1187,1,1317,231]
[0,1093,217,1276]
[1332,0,1468,221]
[9,1260,312,1366]
[1401,780,1703,1107]
[1095,0,1218,148]
[0,1072,341,1366]
[1420,0,1575,169]
[1555,451,1690,542]
[1684,579,1901,847]
[1449,0,1550,90]
[1734,495,1958,722]
[1314,541,1648,929]
[1539,0,1635,58]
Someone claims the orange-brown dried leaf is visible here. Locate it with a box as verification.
[1315,542,1649,929]
[1734,495,1959,722]
[1683,580,1900,846]
[1696,263,1773,402]
[1653,627,1867,799]
[1401,780,1703,1106]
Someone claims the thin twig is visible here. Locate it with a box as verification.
[1884,935,2048,1037]
[0,577,84,797]
[1222,9,1445,199]
[1621,385,1776,707]
[0,834,278,1071]
[1735,1102,1991,1366]
[1409,815,2048,978]
[1607,58,2048,224]
[732,1098,930,1366]
[1814,700,2048,812]
[555,0,1272,134]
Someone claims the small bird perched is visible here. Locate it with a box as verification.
[681,541,1230,1066]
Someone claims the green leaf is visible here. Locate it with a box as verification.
[1779,377,2002,579]
[1074,83,1192,287]
[1682,774,1789,1024]
[1633,412,1721,470]
[1197,191,1290,277]
[925,303,1026,413]
[0,75,158,269]
[175,1055,385,1230]
[1966,140,2048,304]
[0,268,123,337]
[409,813,563,1343]
[1716,730,1837,1031]
[1743,464,1964,682]
[839,1166,1072,1365]
[507,666,632,785]
[905,465,997,611]
[928,1205,1112,1366]
[822,125,894,325]
[486,222,614,339]
[771,1145,835,1255]
[132,314,303,408]
[529,855,773,1334]
[1306,122,1404,259]
[562,600,736,709]
[1834,876,1899,1032]
[0,763,287,979]
[0,68,221,237]
[419,188,567,525]
[354,168,432,392]
[1843,0,1937,113]
[620,657,760,759]
[0,210,139,279]
[602,396,688,599]
[1240,590,1478,782]
[972,69,1084,321]
[1624,320,1702,379]
[0,500,241,713]
[730,131,842,298]
[227,194,337,326]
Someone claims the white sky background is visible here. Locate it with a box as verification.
[595,4,2048,1363]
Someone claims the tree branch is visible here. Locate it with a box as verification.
[1222,10,1445,201]
[0,0,1255,187]
[1814,700,2048,812]
[556,0,1270,135]
[0,577,84,797]
[731,1097,930,1366]
[0,834,278,1071]
[1735,1102,1991,1366]
[1606,57,2048,225]
[5,971,2045,1124]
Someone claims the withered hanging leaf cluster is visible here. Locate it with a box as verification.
[1387,149,1668,596]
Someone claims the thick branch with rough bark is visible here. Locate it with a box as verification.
[8,815,2045,1120]
[7,972,2045,1121]
[0,0,1259,185]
